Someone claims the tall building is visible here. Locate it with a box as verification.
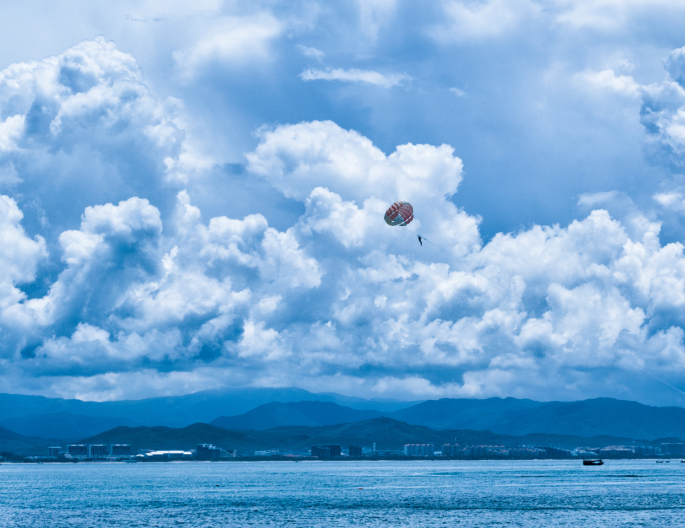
[348,445,363,457]
[48,446,62,457]
[111,444,131,457]
[442,444,460,457]
[311,445,342,459]
[661,443,685,455]
[196,444,221,460]
[67,444,88,458]
[404,444,435,457]
[89,444,109,458]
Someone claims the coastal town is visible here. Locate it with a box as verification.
[4,441,685,463]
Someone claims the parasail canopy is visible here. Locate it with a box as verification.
[384,201,414,226]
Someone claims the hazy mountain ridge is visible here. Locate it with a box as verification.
[3,391,685,444]
[0,389,417,434]
[208,397,685,441]
[0,425,60,454]
[211,401,384,430]
[79,418,661,454]
[0,412,141,440]
[389,398,685,440]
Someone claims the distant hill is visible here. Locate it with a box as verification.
[79,418,658,454]
[0,425,53,453]
[0,388,417,428]
[211,401,383,430]
[0,412,140,440]
[209,397,685,441]
[389,397,544,431]
[388,398,685,440]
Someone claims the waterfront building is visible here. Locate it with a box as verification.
[660,443,685,455]
[48,446,61,457]
[348,445,363,457]
[67,444,88,458]
[111,444,132,458]
[89,444,109,458]
[144,450,193,461]
[311,445,342,459]
[442,444,461,457]
[542,446,573,458]
[254,450,281,456]
[597,446,633,458]
[404,444,435,457]
[632,445,659,456]
[196,444,222,460]
[363,449,405,458]
[509,447,546,457]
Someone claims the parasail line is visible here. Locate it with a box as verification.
[636,366,685,397]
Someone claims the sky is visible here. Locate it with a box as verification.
[1,0,685,405]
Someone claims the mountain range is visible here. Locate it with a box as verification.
[0,388,417,439]
[79,418,659,454]
[2,388,685,447]
[210,397,685,441]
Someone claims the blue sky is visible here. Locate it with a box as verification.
[1,0,685,404]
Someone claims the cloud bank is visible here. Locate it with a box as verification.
[1,29,685,404]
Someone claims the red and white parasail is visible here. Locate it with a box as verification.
[384,201,414,226]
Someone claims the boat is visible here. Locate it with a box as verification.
[583,459,603,466]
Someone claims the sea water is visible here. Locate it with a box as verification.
[1,460,685,527]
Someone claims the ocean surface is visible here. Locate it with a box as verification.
[1,460,685,527]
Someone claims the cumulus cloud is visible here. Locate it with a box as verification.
[4,36,685,404]
[299,68,411,88]
[240,120,685,401]
[0,36,203,236]
[640,46,685,169]
[0,195,46,315]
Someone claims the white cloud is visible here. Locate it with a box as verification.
[5,32,685,403]
[449,87,467,97]
[297,45,325,61]
[578,191,619,207]
[640,47,685,168]
[432,0,539,42]
[299,68,411,88]
[356,0,397,43]
[173,13,283,78]
[553,0,685,30]
[0,194,46,317]
[654,191,685,213]
[0,115,24,151]
[575,69,640,97]
[0,36,206,235]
